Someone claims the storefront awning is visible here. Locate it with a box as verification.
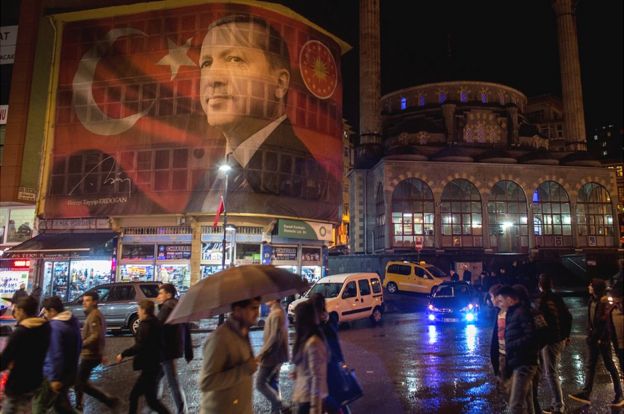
[1,232,117,259]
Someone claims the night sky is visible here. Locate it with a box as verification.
[276,0,623,137]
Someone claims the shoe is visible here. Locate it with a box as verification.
[610,396,624,407]
[568,392,591,404]
[542,407,563,414]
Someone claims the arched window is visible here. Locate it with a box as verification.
[533,181,572,247]
[391,179,434,248]
[375,184,385,250]
[487,181,528,253]
[440,179,482,247]
[576,183,615,247]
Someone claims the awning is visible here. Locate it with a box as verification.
[2,232,117,259]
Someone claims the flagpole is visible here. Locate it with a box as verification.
[218,154,231,326]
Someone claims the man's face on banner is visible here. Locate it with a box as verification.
[199,21,288,137]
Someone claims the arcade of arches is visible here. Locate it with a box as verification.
[375,178,616,253]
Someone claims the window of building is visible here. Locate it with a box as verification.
[487,181,528,253]
[438,92,447,104]
[460,90,468,103]
[418,95,426,107]
[375,184,385,250]
[481,93,488,104]
[533,181,572,247]
[5,207,36,244]
[576,183,615,246]
[400,97,407,110]
[391,179,434,248]
[440,179,482,248]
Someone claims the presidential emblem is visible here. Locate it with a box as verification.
[299,40,337,99]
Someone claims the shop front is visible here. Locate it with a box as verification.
[0,259,31,302]
[200,226,263,278]
[118,237,192,294]
[1,232,117,303]
[260,219,333,284]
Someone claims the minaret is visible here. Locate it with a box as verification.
[357,0,382,166]
[552,0,587,151]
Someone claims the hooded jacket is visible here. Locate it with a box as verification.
[44,311,82,385]
[121,315,164,372]
[0,317,50,396]
[490,303,538,376]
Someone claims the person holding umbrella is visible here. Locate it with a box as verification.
[199,297,261,414]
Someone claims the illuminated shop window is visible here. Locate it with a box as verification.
[487,181,528,253]
[391,179,434,248]
[440,179,482,248]
[576,183,615,243]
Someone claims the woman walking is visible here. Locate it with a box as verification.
[291,300,328,414]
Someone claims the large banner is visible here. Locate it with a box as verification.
[45,2,345,222]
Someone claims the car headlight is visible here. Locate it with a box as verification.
[465,313,475,322]
[428,304,438,311]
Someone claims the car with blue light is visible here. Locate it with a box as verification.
[426,281,480,323]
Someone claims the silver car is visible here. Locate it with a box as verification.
[65,282,160,335]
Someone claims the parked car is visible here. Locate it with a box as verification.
[65,282,160,335]
[426,281,480,324]
[383,260,449,295]
[288,273,384,326]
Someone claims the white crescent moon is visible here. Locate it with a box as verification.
[72,28,153,136]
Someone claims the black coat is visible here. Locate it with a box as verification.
[587,295,611,345]
[121,315,164,372]
[537,290,572,344]
[157,298,193,362]
[0,318,51,396]
[490,303,538,376]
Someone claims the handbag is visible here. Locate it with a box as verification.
[330,363,363,406]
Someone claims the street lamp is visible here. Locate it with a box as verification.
[217,158,231,326]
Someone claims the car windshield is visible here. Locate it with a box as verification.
[308,282,343,298]
[139,284,159,298]
[426,265,447,278]
[433,286,454,297]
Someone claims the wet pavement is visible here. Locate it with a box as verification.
[1,295,623,413]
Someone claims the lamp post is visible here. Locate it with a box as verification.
[217,158,232,325]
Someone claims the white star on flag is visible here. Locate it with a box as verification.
[157,37,196,80]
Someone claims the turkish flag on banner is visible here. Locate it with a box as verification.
[46,2,345,220]
[212,196,224,228]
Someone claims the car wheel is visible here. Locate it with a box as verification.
[387,282,398,294]
[370,306,383,325]
[129,314,140,336]
[329,312,339,326]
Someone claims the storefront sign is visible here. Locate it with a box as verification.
[17,187,36,202]
[39,218,111,230]
[0,270,29,296]
[301,247,321,265]
[0,105,8,125]
[121,244,155,260]
[277,220,333,241]
[272,247,298,262]
[157,244,191,260]
[0,25,18,65]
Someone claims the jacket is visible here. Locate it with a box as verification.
[537,290,572,344]
[121,315,164,372]
[490,303,538,376]
[257,304,289,367]
[44,311,82,385]
[608,301,624,349]
[292,335,329,414]
[81,306,106,359]
[200,317,255,414]
[587,295,611,345]
[0,317,50,396]
[157,298,193,362]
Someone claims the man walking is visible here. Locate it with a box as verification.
[34,296,82,413]
[10,284,28,307]
[256,299,289,414]
[157,283,193,414]
[536,274,572,414]
[200,297,261,414]
[75,291,119,411]
[462,265,472,284]
[116,299,170,414]
[0,296,50,413]
[569,278,624,407]
[490,286,539,414]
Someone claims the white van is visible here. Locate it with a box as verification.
[287,273,384,325]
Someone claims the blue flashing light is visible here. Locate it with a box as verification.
[428,314,436,321]
[465,313,475,323]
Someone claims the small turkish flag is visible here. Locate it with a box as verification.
[212,196,224,228]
